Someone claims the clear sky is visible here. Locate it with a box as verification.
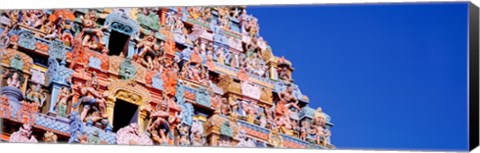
[248,2,469,151]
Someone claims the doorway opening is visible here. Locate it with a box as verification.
[108,30,130,56]
[112,99,139,132]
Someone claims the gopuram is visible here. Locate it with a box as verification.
[0,7,334,149]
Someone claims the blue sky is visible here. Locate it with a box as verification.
[248,2,469,151]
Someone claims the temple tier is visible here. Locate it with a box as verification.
[0,7,334,149]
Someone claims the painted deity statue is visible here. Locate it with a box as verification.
[136,33,159,69]
[279,85,300,110]
[3,69,23,89]
[43,131,58,143]
[55,86,74,118]
[201,7,213,22]
[217,7,230,29]
[25,83,47,109]
[187,7,202,20]
[246,17,259,38]
[239,9,249,34]
[79,72,109,123]
[176,123,191,146]
[9,124,38,143]
[80,11,107,48]
[165,12,176,31]
[230,7,242,19]
[146,94,179,144]
[312,108,331,145]
[87,130,103,144]
[190,119,206,146]
[274,112,294,135]
[22,10,46,29]
[116,123,153,145]
[299,120,310,141]
[278,66,291,81]
[242,100,258,124]
[236,130,256,147]
[259,110,268,128]
[219,97,231,116]
[59,18,76,47]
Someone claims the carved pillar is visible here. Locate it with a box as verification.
[105,97,115,126]
[46,58,73,116]
[138,108,148,134]
[47,82,66,115]
[0,86,24,111]
[160,8,167,25]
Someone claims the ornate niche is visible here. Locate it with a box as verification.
[103,10,141,58]
[105,79,152,132]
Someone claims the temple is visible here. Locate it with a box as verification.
[0,7,334,148]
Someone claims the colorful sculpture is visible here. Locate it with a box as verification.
[55,86,74,117]
[79,72,108,123]
[80,10,107,48]
[136,33,159,69]
[0,7,334,149]
[25,83,47,108]
[43,131,58,143]
[9,124,37,143]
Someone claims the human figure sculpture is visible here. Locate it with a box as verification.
[299,120,310,141]
[25,83,47,108]
[239,9,249,34]
[314,117,326,145]
[246,18,259,37]
[242,101,258,124]
[201,7,213,22]
[165,12,176,31]
[116,123,153,145]
[230,103,239,120]
[22,10,46,29]
[173,16,184,34]
[55,86,74,117]
[176,124,191,146]
[4,69,23,89]
[136,33,159,69]
[236,130,256,148]
[230,7,242,19]
[216,47,225,64]
[219,97,231,116]
[190,119,205,146]
[187,7,202,20]
[80,11,107,47]
[188,63,201,81]
[9,124,38,143]
[5,10,20,28]
[279,85,300,110]
[79,72,108,122]
[323,128,332,146]
[146,94,179,144]
[59,19,76,47]
[211,94,221,113]
[278,66,291,81]
[43,131,58,143]
[274,113,294,135]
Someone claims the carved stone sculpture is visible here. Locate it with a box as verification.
[43,131,58,143]
[26,83,47,108]
[9,124,38,143]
